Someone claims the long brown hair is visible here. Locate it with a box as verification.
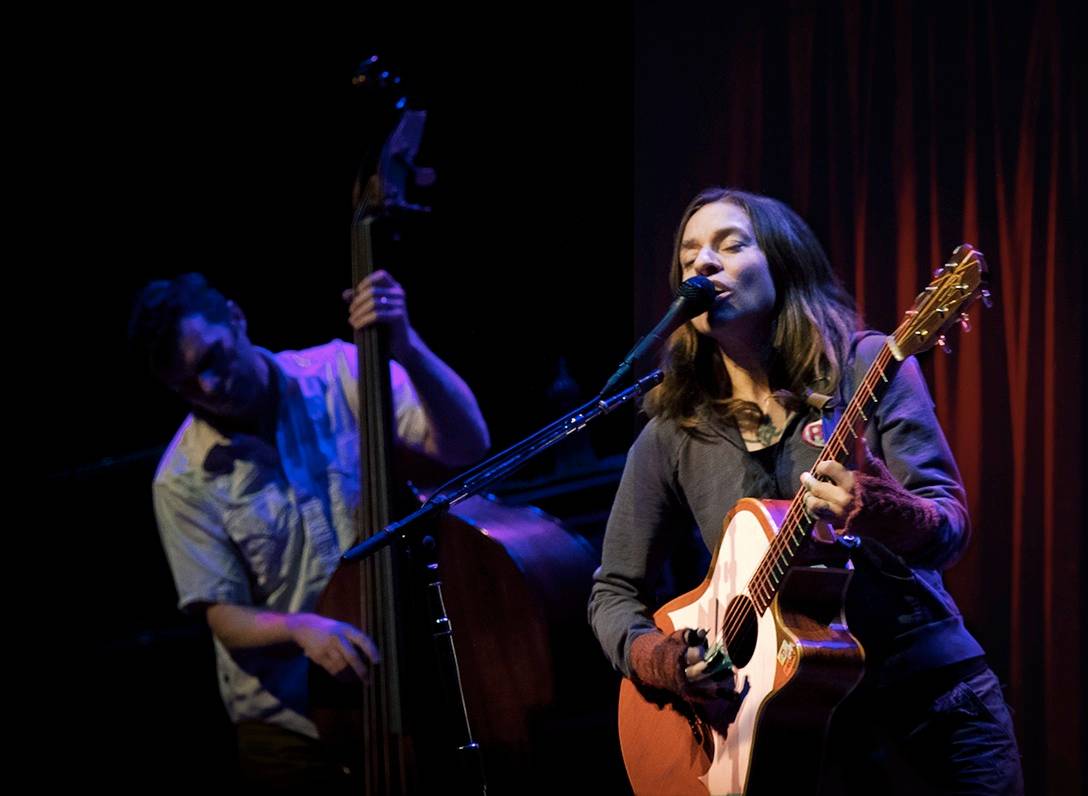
[644,187,857,431]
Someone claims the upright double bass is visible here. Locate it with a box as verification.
[311,57,605,794]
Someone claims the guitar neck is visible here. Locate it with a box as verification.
[746,341,902,614]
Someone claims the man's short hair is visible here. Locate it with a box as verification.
[128,273,232,376]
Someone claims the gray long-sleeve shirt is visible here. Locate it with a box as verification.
[588,333,984,686]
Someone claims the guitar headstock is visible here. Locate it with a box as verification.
[889,244,992,359]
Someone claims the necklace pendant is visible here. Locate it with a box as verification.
[757,416,779,446]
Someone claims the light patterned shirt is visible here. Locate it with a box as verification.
[152,340,428,738]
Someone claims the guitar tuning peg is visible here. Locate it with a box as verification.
[959,313,971,333]
[933,266,946,278]
[936,334,951,354]
[981,289,993,308]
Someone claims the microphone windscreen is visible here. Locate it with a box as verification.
[676,275,717,314]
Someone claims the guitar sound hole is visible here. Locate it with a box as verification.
[721,595,758,669]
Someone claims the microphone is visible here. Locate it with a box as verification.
[598,275,717,398]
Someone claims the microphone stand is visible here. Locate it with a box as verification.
[340,368,660,791]
[341,368,662,562]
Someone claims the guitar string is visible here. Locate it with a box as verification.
[713,343,892,650]
[710,343,895,655]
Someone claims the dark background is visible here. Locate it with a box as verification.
[33,7,639,792]
[28,2,1082,794]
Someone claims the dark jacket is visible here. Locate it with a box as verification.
[588,333,984,687]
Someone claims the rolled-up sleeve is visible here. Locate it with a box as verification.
[332,339,429,450]
[153,477,252,614]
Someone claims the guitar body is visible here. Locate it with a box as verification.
[618,498,864,796]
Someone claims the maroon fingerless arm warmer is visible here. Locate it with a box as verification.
[844,454,942,556]
[629,629,689,695]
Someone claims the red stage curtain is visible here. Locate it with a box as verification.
[633,1,1081,791]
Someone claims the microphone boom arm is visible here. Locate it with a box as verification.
[341,369,664,562]
[597,275,716,399]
